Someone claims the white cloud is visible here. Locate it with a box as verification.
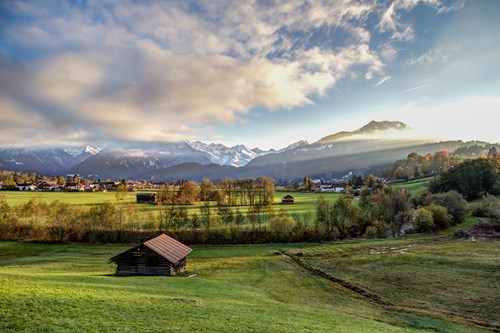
[0,0,465,146]
[405,44,460,66]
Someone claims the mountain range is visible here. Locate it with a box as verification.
[0,121,493,181]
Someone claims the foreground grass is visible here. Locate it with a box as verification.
[1,227,498,332]
[287,235,499,331]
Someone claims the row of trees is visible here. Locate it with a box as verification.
[156,177,276,206]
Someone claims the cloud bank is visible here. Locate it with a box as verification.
[0,0,464,146]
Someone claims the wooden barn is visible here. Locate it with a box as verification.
[281,195,294,204]
[136,192,157,204]
[109,234,192,276]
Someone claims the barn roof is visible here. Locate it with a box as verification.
[109,234,192,264]
[144,234,192,263]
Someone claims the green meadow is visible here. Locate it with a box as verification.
[390,177,432,195]
[0,190,341,219]
[1,220,498,332]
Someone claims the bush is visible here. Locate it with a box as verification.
[270,214,295,237]
[433,191,469,224]
[427,204,452,230]
[471,195,500,219]
[413,207,435,233]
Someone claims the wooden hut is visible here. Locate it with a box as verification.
[109,234,192,276]
[136,192,157,204]
[281,195,294,204]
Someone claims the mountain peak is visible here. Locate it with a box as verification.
[358,120,410,133]
[318,120,411,143]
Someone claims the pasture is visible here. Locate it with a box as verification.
[0,190,341,218]
[0,222,498,332]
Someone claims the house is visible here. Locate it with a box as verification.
[65,182,84,192]
[37,181,60,192]
[319,183,346,193]
[16,183,36,191]
[281,194,294,204]
[136,192,157,204]
[108,234,192,276]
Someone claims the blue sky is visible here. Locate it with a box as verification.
[0,0,498,149]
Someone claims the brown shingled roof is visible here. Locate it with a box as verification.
[109,234,192,264]
[144,234,192,263]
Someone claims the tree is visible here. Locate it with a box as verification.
[115,183,128,230]
[270,212,295,238]
[439,158,499,199]
[488,146,498,159]
[234,208,245,227]
[353,175,364,187]
[177,181,200,204]
[303,177,313,191]
[200,178,214,201]
[315,196,331,231]
[200,201,211,230]
[331,195,359,238]
[364,174,376,188]
[217,205,234,225]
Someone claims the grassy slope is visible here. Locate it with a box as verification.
[390,177,433,195]
[1,227,498,332]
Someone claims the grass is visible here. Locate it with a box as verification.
[0,191,137,206]
[0,191,341,221]
[390,177,433,194]
[1,223,498,332]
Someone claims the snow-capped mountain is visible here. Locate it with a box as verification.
[187,140,310,167]
[63,145,101,158]
[187,141,273,167]
[0,147,79,175]
[279,140,310,152]
[68,142,212,179]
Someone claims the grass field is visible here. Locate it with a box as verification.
[1,221,498,332]
[0,191,137,206]
[0,190,341,219]
[390,177,433,194]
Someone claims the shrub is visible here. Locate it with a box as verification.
[427,204,452,230]
[414,207,435,233]
[433,191,469,224]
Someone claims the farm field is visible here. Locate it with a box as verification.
[0,223,498,332]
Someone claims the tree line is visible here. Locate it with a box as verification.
[156,177,275,206]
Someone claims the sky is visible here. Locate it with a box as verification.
[0,0,499,150]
